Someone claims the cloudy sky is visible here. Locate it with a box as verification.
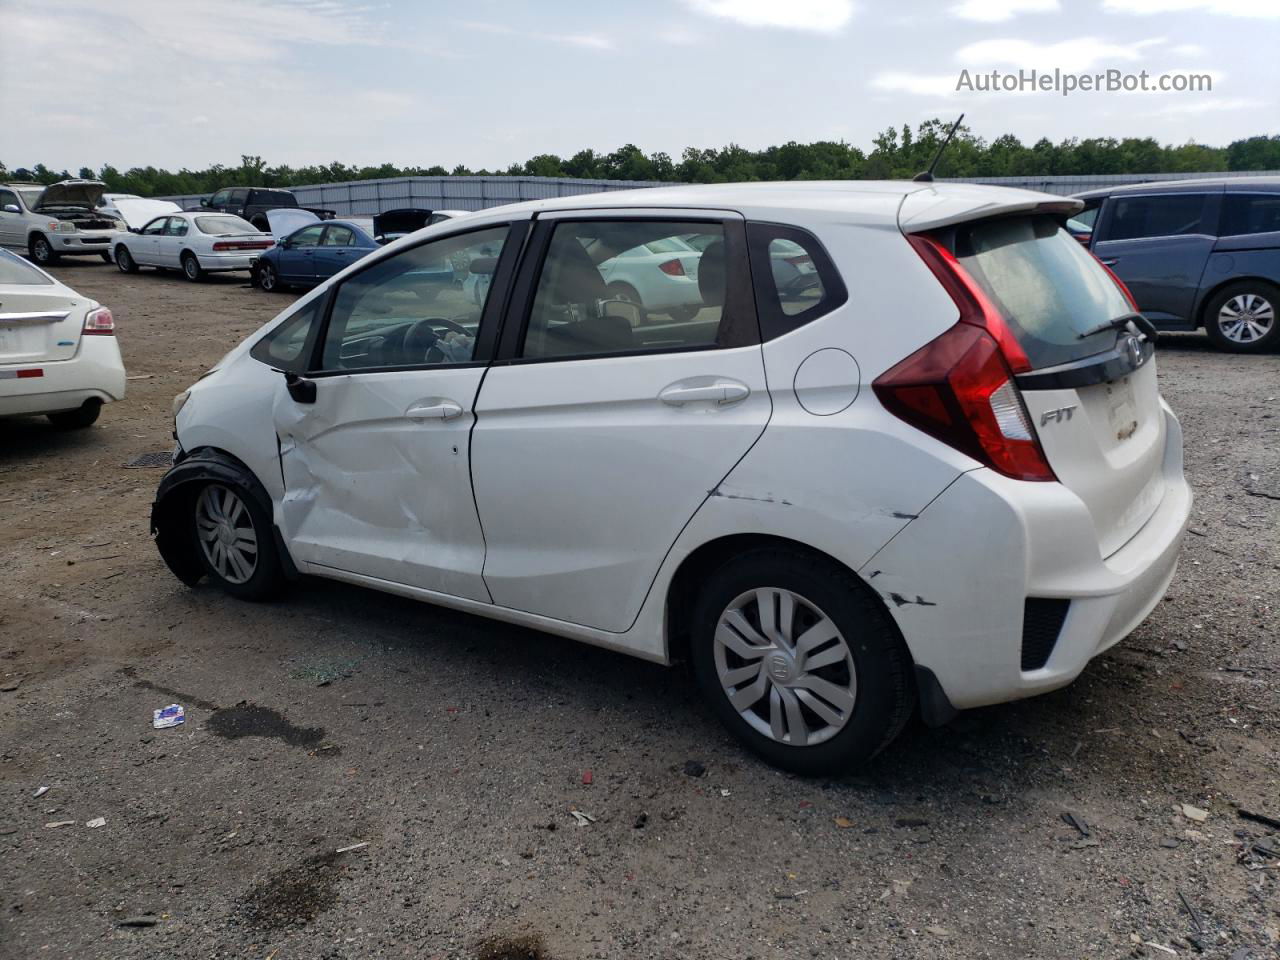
[3,0,1276,173]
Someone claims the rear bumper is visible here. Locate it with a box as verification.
[198,252,261,272]
[0,336,126,417]
[862,400,1191,711]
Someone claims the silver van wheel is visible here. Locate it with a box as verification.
[1218,293,1275,344]
[714,588,857,747]
[195,484,259,584]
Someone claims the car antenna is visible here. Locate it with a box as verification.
[913,113,965,183]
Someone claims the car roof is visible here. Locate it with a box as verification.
[1074,175,1280,200]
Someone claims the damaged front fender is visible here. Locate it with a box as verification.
[150,448,298,586]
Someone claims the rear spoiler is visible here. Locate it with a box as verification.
[899,188,1083,234]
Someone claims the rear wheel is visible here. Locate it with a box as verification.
[1204,281,1279,353]
[192,481,283,601]
[606,282,645,326]
[115,245,139,274]
[47,399,101,429]
[181,252,204,282]
[29,234,57,266]
[666,305,700,323]
[690,547,913,775]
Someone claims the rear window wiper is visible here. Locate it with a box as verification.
[1077,312,1158,343]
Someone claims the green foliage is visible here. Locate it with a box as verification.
[4,125,1275,196]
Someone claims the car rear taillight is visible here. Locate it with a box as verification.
[874,232,1055,482]
[659,258,686,277]
[82,306,115,336]
[1091,252,1139,311]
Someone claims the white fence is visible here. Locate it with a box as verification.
[161,170,1280,214]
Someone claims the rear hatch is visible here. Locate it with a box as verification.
[893,198,1166,558]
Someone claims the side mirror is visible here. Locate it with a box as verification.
[200,198,210,207]
[600,298,644,329]
[2,204,19,214]
[284,372,316,404]
[468,256,498,276]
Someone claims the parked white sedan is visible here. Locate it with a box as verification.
[152,182,1192,774]
[0,248,124,428]
[113,212,274,282]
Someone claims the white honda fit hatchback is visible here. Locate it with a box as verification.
[153,182,1191,773]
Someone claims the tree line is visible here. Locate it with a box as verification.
[4,121,1278,197]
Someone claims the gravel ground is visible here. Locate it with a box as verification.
[1,259,1277,960]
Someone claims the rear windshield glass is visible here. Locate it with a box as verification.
[0,249,53,285]
[955,215,1132,368]
[196,215,258,235]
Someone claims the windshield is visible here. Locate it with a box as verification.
[0,249,54,285]
[955,215,1133,368]
[15,187,42,206]
[196,215,258,235]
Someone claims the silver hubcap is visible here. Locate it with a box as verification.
[185,258,198,278]
[1218,293,1275,343]
[195,485,258,584]
[714,588,857,747]
[261,267,275,289]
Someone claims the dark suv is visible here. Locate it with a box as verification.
[1072,177,1280,352]
[199,187,334,233]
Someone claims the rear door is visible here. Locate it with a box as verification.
[951,214,1168,557]
[278,224,324,283]
[471,210,769,633]
[1092,191,1219,326]
[0,254,88,365]
[313,224,359,280]
[159,216,189,267]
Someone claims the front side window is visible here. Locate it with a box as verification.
[0,189,18,211]
[1220,194,1280,237]
[522,220,745,360]
[250,296,323,374]
[289,225,325,248]
[320,225,510,371]
[1105,194,1208,241]
[141,218,169,236]
[322,225,356,246]
[208,190,229,208]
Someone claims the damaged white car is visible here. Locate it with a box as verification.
[152,182,1192,774]
[0,180,125,265]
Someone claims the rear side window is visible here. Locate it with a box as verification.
[1221,194,1280,237]
[955,215,1133,368]
[746,223,847,340]
[520,219,755,361]
[250,297,323,373]
[1105,194,1209,241]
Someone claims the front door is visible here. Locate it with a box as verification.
[133,217,170,265]
[471,211,770,633]
[0,189,23,247]
[272,219,524,600]
[1093,191,1219,326]
[278,224,324,284]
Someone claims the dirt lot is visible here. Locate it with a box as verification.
[1,259,1277,960]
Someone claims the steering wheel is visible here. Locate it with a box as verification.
[403,317,471,364]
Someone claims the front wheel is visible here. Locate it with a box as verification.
[182,252,204,282]
[257,261,283,292]
[192,482,283,601]
[690,547,914,775]
[29,234,57,266]
[1204,281,1279,353]
[115,245,139,274]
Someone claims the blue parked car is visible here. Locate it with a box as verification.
[1072,177,1280,352]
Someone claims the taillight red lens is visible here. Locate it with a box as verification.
[873,320,1056,482]
[658,258,686,277]
[905,233,1031,375]
[82,306,115,336]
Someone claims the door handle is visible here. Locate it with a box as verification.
[659,380,750,406]
[1099,258,1119,266]
[405,400,463,421]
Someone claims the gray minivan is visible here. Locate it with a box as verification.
[1071,177,1280,352]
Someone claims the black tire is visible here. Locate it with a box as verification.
[666,305,700,323]
[189,476,284,601]
[115,245,139,274]
[100,251,112,263]
[257,261,284,292]
[29,234,57,266]
[690,546,914,775]
[47,399,101,429]
[181,252,204,282]
[1203,280,1280,353]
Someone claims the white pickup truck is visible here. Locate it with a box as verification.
[0,180,125,266]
